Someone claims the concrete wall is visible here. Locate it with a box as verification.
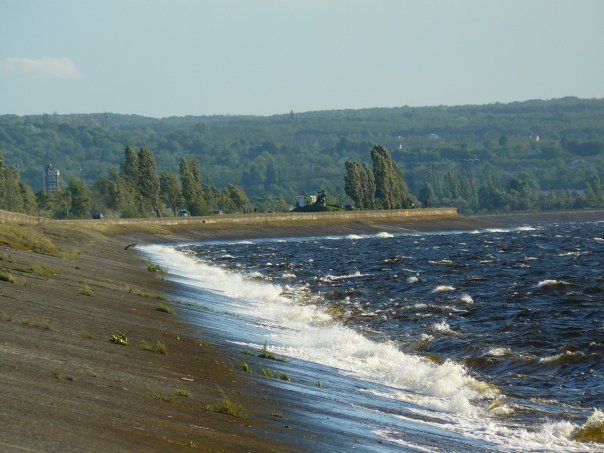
[0,210,49,225]
[1,207,458,228]
[63,208,459,227]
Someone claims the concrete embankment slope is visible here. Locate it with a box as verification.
[63,207,459,228]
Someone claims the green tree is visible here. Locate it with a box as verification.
[224,184,250,213]
[137,147,161,217]
[344,161,375,209]
[66,178,92,218]
[370,145,409,209]
[159,171,183,216]
[418,182,435,208]
[179,157,203,215]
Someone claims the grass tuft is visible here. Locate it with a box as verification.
[240,362,252,373]
[79,283,94,297]
[27,263,59,277]
[155,303,175,314]
[19,318,57,331]
[261,368,274,378]
[140,340,167,354]
[0,270,16,283]
[206,396,248,418]
[258,341,288,362]
[175,388,191,398]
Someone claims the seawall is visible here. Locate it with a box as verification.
[0,207,459,228]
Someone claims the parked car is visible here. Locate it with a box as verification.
[177,209,190,217]
[92,211,104,219]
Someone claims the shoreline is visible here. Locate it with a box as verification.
[1,208,603,451]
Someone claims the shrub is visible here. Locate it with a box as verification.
[146,263,167,277]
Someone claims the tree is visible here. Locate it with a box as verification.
[137,147,161,217]
[66,178,92,218]
[224,184,250,213]
[418,182,435,208]
[159,171,182,216]
[344,161,375,209]
[179,157,203,215]
[370,145,409,209]
[120,146,139,183]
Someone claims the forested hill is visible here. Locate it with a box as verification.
[1,97,603,212]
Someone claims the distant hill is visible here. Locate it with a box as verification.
[1,97,603,211]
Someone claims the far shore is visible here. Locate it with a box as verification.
[1,207,603,451]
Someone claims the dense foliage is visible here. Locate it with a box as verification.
[1,97,603,215]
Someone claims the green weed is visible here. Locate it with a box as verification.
[27,263,59,277]
[261,368,274,378]
[147,263,167,277]
[240,362,252,373]
[0,270,15,283]
[109,330,129,346]
[205,396,248,418]
[140,340,167,354]
[79,283,94,297]
[155,303,175,314]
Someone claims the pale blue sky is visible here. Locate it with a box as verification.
[1,0,603,117]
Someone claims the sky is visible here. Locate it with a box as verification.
[1,0,603,118]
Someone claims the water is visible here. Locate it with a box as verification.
[141,221,604,451]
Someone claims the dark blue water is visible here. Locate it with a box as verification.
[143,221,604,451]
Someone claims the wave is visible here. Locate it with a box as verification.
[141,243,601,452]
[141,245,489,412]
[536,279,573,289]
[345,234,363,240]
[432,285,455,293]
[375,231,394,238]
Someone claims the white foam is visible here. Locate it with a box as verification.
[407,276,419,284]
[536,279,572,288]
[375,231,394,238]
[487,347,511,357]
[141,244,598,453]
[141,245,486,413]
[594,237,604,244]
[460,293,473,304]
[432,285,455,293]
[323,271,365,281]
[345,234,363,240]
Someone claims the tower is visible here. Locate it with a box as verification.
[44,163,60,193]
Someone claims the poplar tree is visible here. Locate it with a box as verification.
[159,171,182,216]
[370,145,408,209]
[137,147,162,217]
[344,161,375,209]
[179,157,203,215]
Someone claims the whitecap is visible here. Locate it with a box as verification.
[487,347,511,356]
[594,237,604,244]
[536,279,572,288]
[407,276,419,284]
[432,285,455,293]
[459,293,473,304]
[375,231,394,238]
[345,234,363,240]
